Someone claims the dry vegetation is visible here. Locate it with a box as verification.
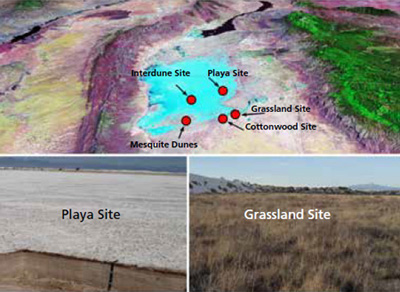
[190,193,400,292]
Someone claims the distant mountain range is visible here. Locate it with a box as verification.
[0,157,186,173]
[350,184,400,191]
[190,174,400,195]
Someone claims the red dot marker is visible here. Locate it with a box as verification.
[187,95,197,105]
[181,116,191,126]
[218,114,228,124]
[230,109,241,119]
[218,86,228,96]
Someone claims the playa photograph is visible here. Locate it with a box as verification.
[0,156,187,291]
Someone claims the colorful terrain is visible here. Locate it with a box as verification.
[0,0,399,153]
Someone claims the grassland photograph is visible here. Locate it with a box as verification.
[0,157,187,292]
[190,157,400,292]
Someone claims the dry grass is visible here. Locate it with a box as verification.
[190,193,400,292]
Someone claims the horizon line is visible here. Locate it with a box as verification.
[190,173,399,189]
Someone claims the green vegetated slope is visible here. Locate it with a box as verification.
[287,11,400,134]
[295,0,323,9]
[338,6,398,17]
[15,0,44,10]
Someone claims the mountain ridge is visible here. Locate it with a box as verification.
[190,174,400,195]
[350,183,400,191]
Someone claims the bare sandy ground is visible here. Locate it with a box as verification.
[0,170,186,271]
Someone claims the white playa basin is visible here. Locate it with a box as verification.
[0,170,186,271]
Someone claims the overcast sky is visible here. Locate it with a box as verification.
[190,157,399,187]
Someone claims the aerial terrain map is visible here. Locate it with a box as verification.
[0,0,399,154]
